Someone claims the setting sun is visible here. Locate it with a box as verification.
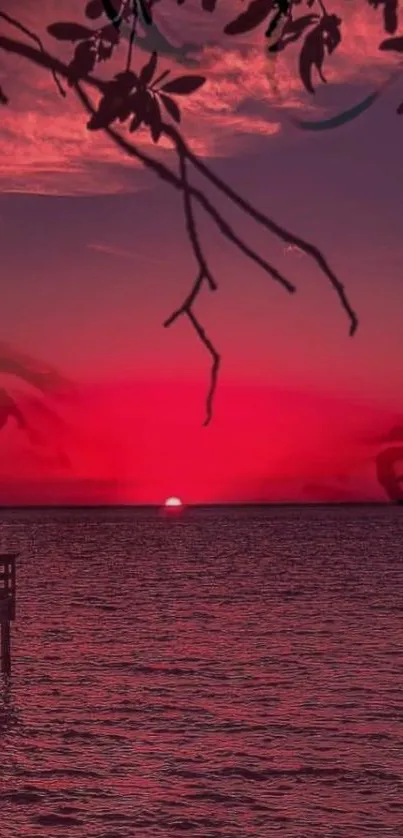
[164,497,182,507]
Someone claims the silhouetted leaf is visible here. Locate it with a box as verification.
[87,75,142,127]
[97,41,114,61]
[146,94,163,142]
[116,86,139,121]
[299,26,324,93]
[138,0,153,25]
[159,93,181,122]
[117,102,134,122]
[101,0,122,26]
[298,16,340,94]
[388,0,398,32]
[87,97,122,129]
[85,0,104,19]
[0,86,8,105]
[265,11,281,40]
[130,89,149,121]
[384,0,398,32]
[202,0,217,11]
[265,1,291,40]
[139,52,158,87]
[274,14,319,52]
[114,70,139,90]
[129,114,143,132]
[153,69,171,87]
[68,41,97,83]
[224,0,274,35]
[284,13,319,37]
[397,101,403,114]
[379,35,403,51]
[47,22,93,41]
[322,14,342,55]
[98,23,120,44]
[369,0,398,34]
[161,75,205,95]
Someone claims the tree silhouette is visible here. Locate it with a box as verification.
[0,342,73,468]
[371,424,403,502]
[0,0,400,425]
[376,446,403,502]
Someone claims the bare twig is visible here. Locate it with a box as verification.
[163,273,221,427]
[316,0,328,16]
[187,309,220,427]
[125,0,137,71]
[163,272,205,329]
[163,280,220,426]
[163,124,358,337]
[163,151,219,424]
[0,10,66,97]
[179,151,217,293]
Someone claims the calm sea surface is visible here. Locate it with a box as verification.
[0,505,402,838]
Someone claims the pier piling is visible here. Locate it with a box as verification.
[0,555,16,676]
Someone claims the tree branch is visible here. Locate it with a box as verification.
[179,150,217,293]
[162,151,219,425]
[0,32,295,292]
[162,271,220,424]
[163,123,358,337]
[78,82,298,294]
[187,309,220,427]
[75,82,298,423]
[0,24,358,425]
[0,11,66,98]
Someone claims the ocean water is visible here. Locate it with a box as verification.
[0,505,403,838]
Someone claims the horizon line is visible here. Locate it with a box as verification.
[0,501,394,510]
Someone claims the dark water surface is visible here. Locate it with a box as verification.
[0,505,402,837]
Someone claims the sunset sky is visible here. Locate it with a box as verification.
[0,0,402,504]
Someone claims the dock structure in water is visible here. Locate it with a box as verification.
[0,554,16,676]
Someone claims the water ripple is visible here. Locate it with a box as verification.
[0,505,402,837]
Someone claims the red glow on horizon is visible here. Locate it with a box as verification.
[0,378,397,505]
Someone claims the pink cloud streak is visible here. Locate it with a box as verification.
[0,0,400,195]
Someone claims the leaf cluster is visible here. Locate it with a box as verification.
[47,9,206,141]
[222,0,403,109]
[86,52,205,140]
[45,0,403,117]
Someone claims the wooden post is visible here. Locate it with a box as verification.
[0,554,17,676]
[1,620,11,675]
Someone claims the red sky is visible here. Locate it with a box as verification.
[0,0,402,504]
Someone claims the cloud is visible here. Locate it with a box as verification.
[0,0,399,195]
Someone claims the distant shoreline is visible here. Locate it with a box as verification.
[0,501,394,510]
